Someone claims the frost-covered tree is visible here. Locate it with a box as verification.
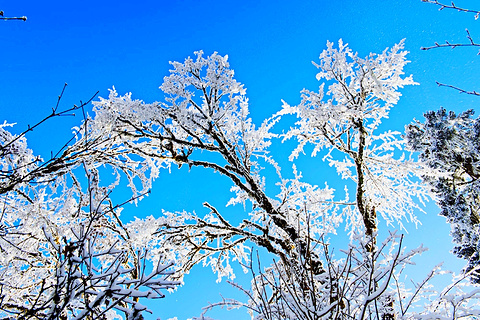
[203,232,480,320]
[76,41,480,319]
[406,108,480,282]
[85,40,426,274]
[0,96,178,319]
[269,39,429,319]
[5,39,480,319]
[279,39,428,244]
[405,0,480,284]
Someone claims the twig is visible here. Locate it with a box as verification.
[421,29,480,52]
[0,10,26,21]
[436,81,480,96]
[422,0,480,18]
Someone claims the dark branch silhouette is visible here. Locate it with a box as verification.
[421,29,480,53]
[0,10,26,21]
[421,0,480,17]
[436,81,480,96]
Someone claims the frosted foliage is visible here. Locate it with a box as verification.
[90,51,272,176]
[280,40,429,235]
[4,40,477,320]
[273,165,345,237]
[85,51,302,284]
[0,122,38,182]
[0,121,178,319]
[85,47,435,305]
[67,43,480,320]
[315,39,416,109]
[205,233,480,320]
[407,108,480,282]
[150,209,252,283]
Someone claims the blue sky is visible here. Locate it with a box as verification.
[2,1,480,319]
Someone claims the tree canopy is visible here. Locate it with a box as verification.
[2,36,480,319]
[3,1,480,319]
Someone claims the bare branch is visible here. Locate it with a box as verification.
[435,81,480,96]
[421,29,480,52]
[422,0,480,17]
[0,10,26,21]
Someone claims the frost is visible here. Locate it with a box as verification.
[407,108,480,282]
[279,39,428,237]
[2,42,476,320]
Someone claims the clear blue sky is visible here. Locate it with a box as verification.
[1,1,480,319]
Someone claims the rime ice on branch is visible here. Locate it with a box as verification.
[84,41,465,319]
[5,39,479,319]
[279,39,428,240]
[0,99,178,319]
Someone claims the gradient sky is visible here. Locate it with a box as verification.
[2,1,480,319]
